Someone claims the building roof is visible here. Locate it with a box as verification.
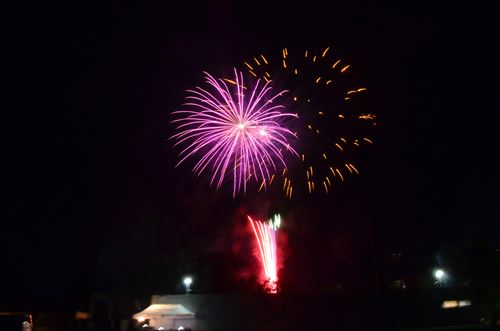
[133,304,195,319]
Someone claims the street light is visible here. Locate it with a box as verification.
[183,276,193,293]
[433,269,447,286]
[434,269,445,280]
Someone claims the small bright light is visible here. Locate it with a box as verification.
[259,129,267,136]
[441,299,471,309]
[183,277,193,286]
[458,300,471,307]
[237,123,246,129]
[274,214,281,228]
[137,317,145,323]
[434,269,445,280]
[178,327,185,331]
[158,327,165,330]
[442,300,458,309]
[142,324,148,328]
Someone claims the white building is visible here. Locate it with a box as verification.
[133,303,195,330]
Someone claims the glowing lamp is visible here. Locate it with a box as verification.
[183,276,193,293]
[183,277,192,286]
[434,269,446,280]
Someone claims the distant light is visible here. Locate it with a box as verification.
[183,276,193,294]
[237,123,246,129]
[442,300,472,309]
[142,324,148,328]
[458,300,471,307]
[74,311,90,320]
[158,327,165,330]
[259,129,267,136]
[434,269,446,280]
[183,277,193,286]
[137,316,145,322]
[442,300,458,309]
[178,327,185,330]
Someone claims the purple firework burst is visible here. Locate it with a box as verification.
[171,69,298,196]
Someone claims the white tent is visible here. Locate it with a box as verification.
[133,304,195,330]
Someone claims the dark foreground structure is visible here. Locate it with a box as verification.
[2,288,498,331]
[145,292,386,331]
[145,289,497,331]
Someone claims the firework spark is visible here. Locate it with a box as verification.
[171,69,298,196]
[242,46,376,197]
[248,214,280,294]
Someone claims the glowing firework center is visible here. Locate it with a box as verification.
[248,214,281,294]
[171,69,298,197]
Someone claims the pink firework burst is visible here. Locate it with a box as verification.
[171,69,298,196]
[248,215,279,294]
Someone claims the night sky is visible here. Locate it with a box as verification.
[4,2,497,310]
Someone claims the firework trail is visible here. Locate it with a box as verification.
[242,47,376,198]
[248,214,280,294]
[171,69,298,197]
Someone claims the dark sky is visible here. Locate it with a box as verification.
[3,1,497,310]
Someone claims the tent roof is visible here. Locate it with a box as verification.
[133,304,195,319]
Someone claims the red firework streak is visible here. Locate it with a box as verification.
[247,215,280,293]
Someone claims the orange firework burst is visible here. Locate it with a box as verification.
[241,46,376,198]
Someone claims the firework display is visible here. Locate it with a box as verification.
[171,69,298,197]
[248,214,281,294]
[242,47,376,198]
[170,46,376,295]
